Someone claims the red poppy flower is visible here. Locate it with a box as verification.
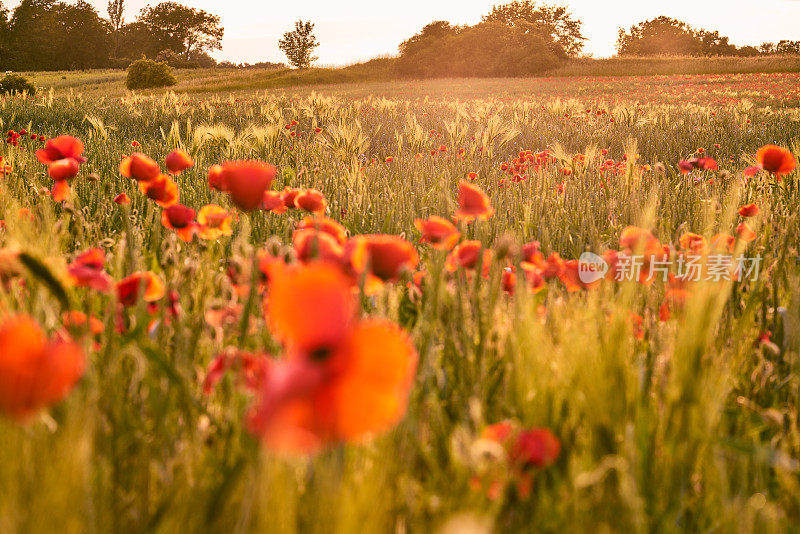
[619,226,663,257]
[294,188,327,215]
[165,149,194,174]
[281,187,302,209]
[113,193,131,205]
[293,228,345,265]
[0,315,85,422]
[445,240,492,273]
[251,263,417,454]
[711,233,735,253]
[296,216,347,245]
[756,145,796,176]
[659,288,690,321]
[203,350,269,395]
[208,164,227,191]
[48,158,80,181]
[738,203,759,217]
[120,152,161,182]
[35,135,86,165]
[139,174,179,207]
[414,216,460,250]
[161,204,197,242]
[736,222,756,242]
[196,205,233,240]
[219,160,276,211]
[511,428,561,469]
[347,234,419,283]
[67,247,112,292]
[455,180,494,222]
[116,271,165,306]
[678,232,709,255]
[267,262,356,353]
[261,190,287,213]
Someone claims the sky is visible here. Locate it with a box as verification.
[8,0,800,64]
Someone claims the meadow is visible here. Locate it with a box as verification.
[0,72,799,533]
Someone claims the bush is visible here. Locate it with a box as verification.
[125,59,177,90]
[0,74,36,95]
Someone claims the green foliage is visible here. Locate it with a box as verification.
[125,58,177,89]
[616,16,786,57]
[278,20,319,70]
[483,0,586,57]
[0,73,36,94]
[398,21,565,77]
[137,1,223,60]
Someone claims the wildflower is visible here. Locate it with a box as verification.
[35,135,86,165]
[738,203,759,217]
[197,205,233,240]
[67,247,112,292]
[445,240,492,273]
[249,263,417,454]
[165,149,194,175]
[455,181,494,222]
[294,188,327,215]
[414,216,460,250]
[347,234,419,283]
[756,144,796,176]
[219,161,276,211]
[261,190,287,213]
[116,271,165,306]
[120,152,161,182]
[161,204,197,242]
[0,315,85,422]
[113,193,131,205]
[139,174,179,207]
[736,222,756,243]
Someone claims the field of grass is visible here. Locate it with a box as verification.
[0,73,800,533]
[20,55,800,98]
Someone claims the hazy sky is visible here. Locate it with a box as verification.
[9,0,800,64]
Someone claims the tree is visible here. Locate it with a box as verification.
[0,2,10,69]
[616,17,700,56]
[107,0,123,56]
[278,20,319,69]
[483,1,585,57]
[397,20,564,78]
[54,1,111,69]
[138,2,223,59]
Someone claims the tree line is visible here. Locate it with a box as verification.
[0,0,224,70]
[0,0,797,74]
[395,3,799,78]
[617,16,800,57]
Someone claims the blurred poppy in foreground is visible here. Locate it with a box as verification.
[219,160,276,211]
[242,262,417,454]
[455,181,494,222]
[756,144,796,176]
[0,314,85,422]
[35,135,86,165]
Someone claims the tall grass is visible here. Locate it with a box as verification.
[0,80,799,532]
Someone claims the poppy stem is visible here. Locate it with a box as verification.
[238,220,259,348]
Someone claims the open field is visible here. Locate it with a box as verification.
[20,55,800,98]
[1,73,800,532]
